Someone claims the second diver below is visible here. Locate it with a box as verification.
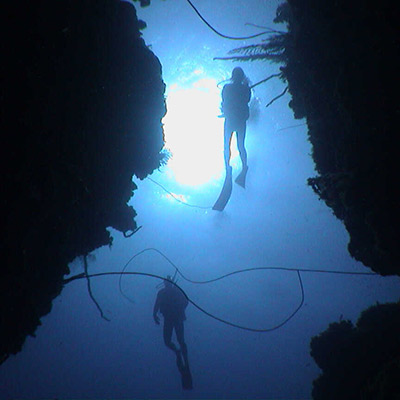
[153,276,193,390]
[221,66,251,188]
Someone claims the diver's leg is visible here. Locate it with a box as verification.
[236,121,248,168]
[235,121,248,187]
[224,119,233,170]
[163,319,177,352]
[174,322,192,390]
[175,320,187,357]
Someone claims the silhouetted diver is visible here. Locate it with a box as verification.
[153,275,193,389]
[222,67,251,184]
[213,67,251,211]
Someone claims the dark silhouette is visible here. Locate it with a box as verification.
[212,165,233,211]
[153,276,188,354]
[221,67,251,187]
[310,302,400,400]
[153,276,193,389]
[219,1,400,275]
[212,67,251,211]
[1,0,166,363]
[175,348,193,390]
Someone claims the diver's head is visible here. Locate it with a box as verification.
[164,275,174,287]
[231,67,245,83]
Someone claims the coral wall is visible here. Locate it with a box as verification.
[1,0,165,363]
[285,0,399,275]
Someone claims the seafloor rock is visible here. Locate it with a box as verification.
[310,302,400,400]
[1,0,166,364]
[284,0,399,275]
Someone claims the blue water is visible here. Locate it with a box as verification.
[1,1,399,399]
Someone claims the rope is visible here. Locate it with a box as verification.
[65,270,303,333]
[249,73,282,90]
[277,123,307,132]
[186,0,272,40]
[147,177,212,210]
[117,247,377,290]
[265,85,288,108]
[244,23,286,35]
[83,255,110,321]
[64,247,378,333]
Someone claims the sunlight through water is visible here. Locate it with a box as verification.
[162,74,237,186]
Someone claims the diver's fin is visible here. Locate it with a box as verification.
[212,167,233,211]
[181,367,193,390]
[235,166,248,188]
[176,350,193,390]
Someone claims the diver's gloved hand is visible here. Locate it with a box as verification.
[153,315,160,325]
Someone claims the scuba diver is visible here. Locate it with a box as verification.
[153,275,188,355]
[153,276,193,389]
[221,67,251,188]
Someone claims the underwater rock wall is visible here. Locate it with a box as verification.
[1,0,165,363]
[280,3,400,397]
[310,302,400,400]
[284,0,399,275]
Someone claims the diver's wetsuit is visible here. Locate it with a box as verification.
[221,81,251,169]
[154,283,188,355]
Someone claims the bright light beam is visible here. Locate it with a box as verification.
[162,77,238,186]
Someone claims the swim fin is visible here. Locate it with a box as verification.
[235,165,248,188]
[176,350,193,390]
[212,166,233,211]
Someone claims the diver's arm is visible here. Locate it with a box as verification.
[246,85,251,103]
[177,288,189,309]
[183,294,188,309]
[220,87,225,114]
[153,295,160,325]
